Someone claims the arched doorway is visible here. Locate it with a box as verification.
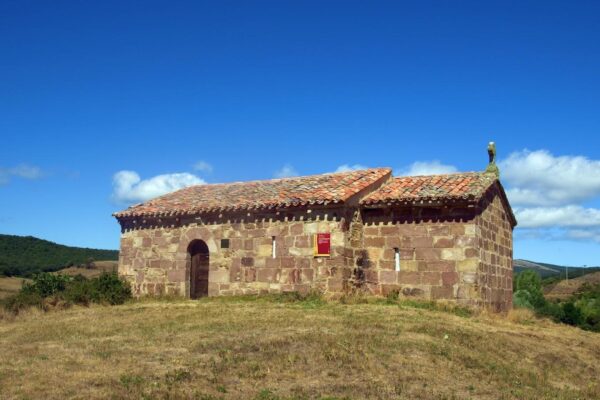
[188,240,209,299]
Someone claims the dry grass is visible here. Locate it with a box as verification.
[56,260,118,279]
[0,297,599,400]
[544,271,600,300]
[0,277,29,299]
[0,261,117,300]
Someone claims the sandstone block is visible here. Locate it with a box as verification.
[379,270,397,284]
[415,248,441,261]
[167,269,186,282]
[431,285,453,299]
[380,226,398,235]
[442,272,458,286]
[411,236,433,248]
[211,269,229,284]
[364,237,385,247]
[400,260,419,272]
[457,258,478,272]
[364,227,379,236]
[398,271,419,285]
[441,248,464,261]
[433,237,454,248]
[419,261,454,272]
[421,272,441,285]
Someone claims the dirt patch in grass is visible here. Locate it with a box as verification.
[0,297,599,399]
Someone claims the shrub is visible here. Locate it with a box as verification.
[63,275,95,306]
[22,273,72,298]
[513,289,535,310]
[91,272,132,305]
[561,302,583,326]
[3,271,132,314]
[514,270,546,309]
[2,291,43,314]
[535,301,564,322]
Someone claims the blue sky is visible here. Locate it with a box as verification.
[1,1,600,266]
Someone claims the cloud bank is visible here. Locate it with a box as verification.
[112,171,205,203]
[500,149,600,244]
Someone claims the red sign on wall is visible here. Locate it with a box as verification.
[314,233,331,257]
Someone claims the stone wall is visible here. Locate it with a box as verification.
[358,189,514,310]
[118,208,355,297]
[476,188,514,311]
[117,190,514,309]
[360,209,480,306]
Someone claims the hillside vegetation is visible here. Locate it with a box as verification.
[514,259,600,279]
[0,234,118,277]
[544,271,600,300]
[1,296,599,399]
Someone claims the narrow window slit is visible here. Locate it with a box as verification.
[394,248,400,271]
[272,236,276,258]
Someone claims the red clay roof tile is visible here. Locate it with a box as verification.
[360,172,497,205]
[114,168,392,218]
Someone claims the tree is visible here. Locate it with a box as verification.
[514,270,546,309]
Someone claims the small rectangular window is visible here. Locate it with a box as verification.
[394,248,400,271]
[272,236,276,258]
[221,239,230,249]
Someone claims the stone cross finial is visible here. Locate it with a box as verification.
[485,141,500,177]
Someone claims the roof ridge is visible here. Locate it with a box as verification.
[393,171,489,179]
[181,167,392,188]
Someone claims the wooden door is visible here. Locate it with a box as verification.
[189,240,209,299]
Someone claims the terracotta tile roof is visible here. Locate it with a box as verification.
[360,172,497,206]
[114,168,392,218]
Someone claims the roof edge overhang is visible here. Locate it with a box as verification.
[113,201,352,224]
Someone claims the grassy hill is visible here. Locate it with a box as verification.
[0,261,118,299]
[0,234,118,277]
[544,271,600,300]
[514,259,600,279]
[0,297,599,399]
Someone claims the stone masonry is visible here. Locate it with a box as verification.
[115,158,517,311]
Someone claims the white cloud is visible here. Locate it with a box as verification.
[112,170,205,203]
[398,160,458,176]
[565,229,600,244]
[274,164,298,178]
[498,149,600,246]
[500,149,600,206]
[334,164,369,173]
[515,205,600,228]
[193,161,213,174]
[0,164,43,184]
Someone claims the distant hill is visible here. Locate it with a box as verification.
[544,271,600,300]
[514,259,600,279]
[0,234,118,277]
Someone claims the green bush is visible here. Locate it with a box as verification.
[513,289,535,310]
[514,270,546,309]
[2,291,43,314]
[2,272,132,314]
[91,272,132,305]
[22,273,72,298]
[560,302,583,326]
[535,301,564,322]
